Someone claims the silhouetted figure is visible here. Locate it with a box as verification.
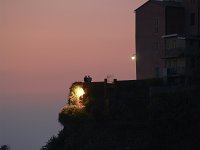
[84,75,92,82]
[88,75,92,82]
[84,76,88,82]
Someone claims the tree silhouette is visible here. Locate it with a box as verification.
[0,145,9,150]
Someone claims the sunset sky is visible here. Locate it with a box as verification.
[0,0,147,149]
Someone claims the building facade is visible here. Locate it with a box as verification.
[135,0,200,84]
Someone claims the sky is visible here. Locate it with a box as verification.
[0,0,147,149]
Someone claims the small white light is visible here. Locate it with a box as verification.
[131,54,136,60]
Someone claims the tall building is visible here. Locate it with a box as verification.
[135,0,200,84]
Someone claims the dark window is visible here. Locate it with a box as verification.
[165,60,167,67]
[154,18,159,33]
[198,40,200,48]
[167,59,177,68]
[155,40,160,49]
[155,67,160,78]
[191,0,195,4]
[190,58,195,68]
[172,40,176,49]
[190,13,195,26]
[166,40,170,49]
[189,40,193,46]
[167,39,176,49]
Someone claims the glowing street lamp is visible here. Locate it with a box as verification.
[74,86,85,99]
[131,54,136,60]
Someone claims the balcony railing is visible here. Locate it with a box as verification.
[163,67,185,77]
[163,48,185,59]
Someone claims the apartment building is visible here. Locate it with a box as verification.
[135,0,200,85]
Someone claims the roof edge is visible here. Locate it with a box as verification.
[134,0,150,12]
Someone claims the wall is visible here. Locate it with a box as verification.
[136,1,165,79]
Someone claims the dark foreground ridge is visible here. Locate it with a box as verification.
[41,79,200,150]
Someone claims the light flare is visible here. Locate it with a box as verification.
[74,87,85,98]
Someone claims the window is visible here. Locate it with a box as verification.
[165,60,167,67]
[198,40,200,48]
[155,67,160,78]
[155,40,160,49]
[190,58,196,69]
[190,13,195,26]
[191,0,195,4]
[154,18,159,33]
[167,59,177,68]
[165,39,177,50]
[166,41,170,50]
[171,59,177,68]
[189,40,193,46]
[172,40,176,49]
[166,39,176,49]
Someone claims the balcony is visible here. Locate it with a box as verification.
[162,48,185,59]
[163,67,185,77]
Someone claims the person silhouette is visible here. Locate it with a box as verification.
[88,76,92,82]
[84,75,92,82]
[84,75,88,82]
